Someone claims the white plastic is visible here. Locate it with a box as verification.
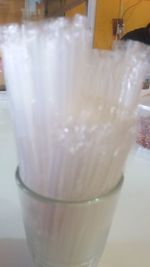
[0,15,149,200]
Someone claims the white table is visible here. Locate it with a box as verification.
[0,94,150,267]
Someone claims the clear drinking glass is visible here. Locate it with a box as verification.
[16,169,123,267]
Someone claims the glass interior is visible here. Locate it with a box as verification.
[16,167,124,204]
[16,169,123,267]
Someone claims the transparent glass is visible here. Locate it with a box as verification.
[16,169,123,267]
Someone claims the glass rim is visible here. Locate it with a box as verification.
[16,167,124,206]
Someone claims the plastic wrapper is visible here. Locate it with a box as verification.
[0,15,149,200]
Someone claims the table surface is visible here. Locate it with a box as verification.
[0,94,150,267]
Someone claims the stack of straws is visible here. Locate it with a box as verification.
[1,16,149,200]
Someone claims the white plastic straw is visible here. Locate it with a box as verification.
[0,15,149,200]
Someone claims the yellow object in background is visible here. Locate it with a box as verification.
[123,0,150,34]
[0,0,149,51]
[65,0,150,50]
[94,0,121,49]
[94,0,150,50]
[65,2,86,17]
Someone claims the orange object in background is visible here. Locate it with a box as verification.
[65,1,86,17]
[0,0,24,24]
[94,0,150,50]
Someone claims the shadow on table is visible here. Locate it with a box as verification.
[0,239,33,267]
[0,239,149,267]
[101,241,150,267]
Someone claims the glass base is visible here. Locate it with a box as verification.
[34,255,100,267]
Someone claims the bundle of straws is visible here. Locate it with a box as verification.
[0,16,149,200]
